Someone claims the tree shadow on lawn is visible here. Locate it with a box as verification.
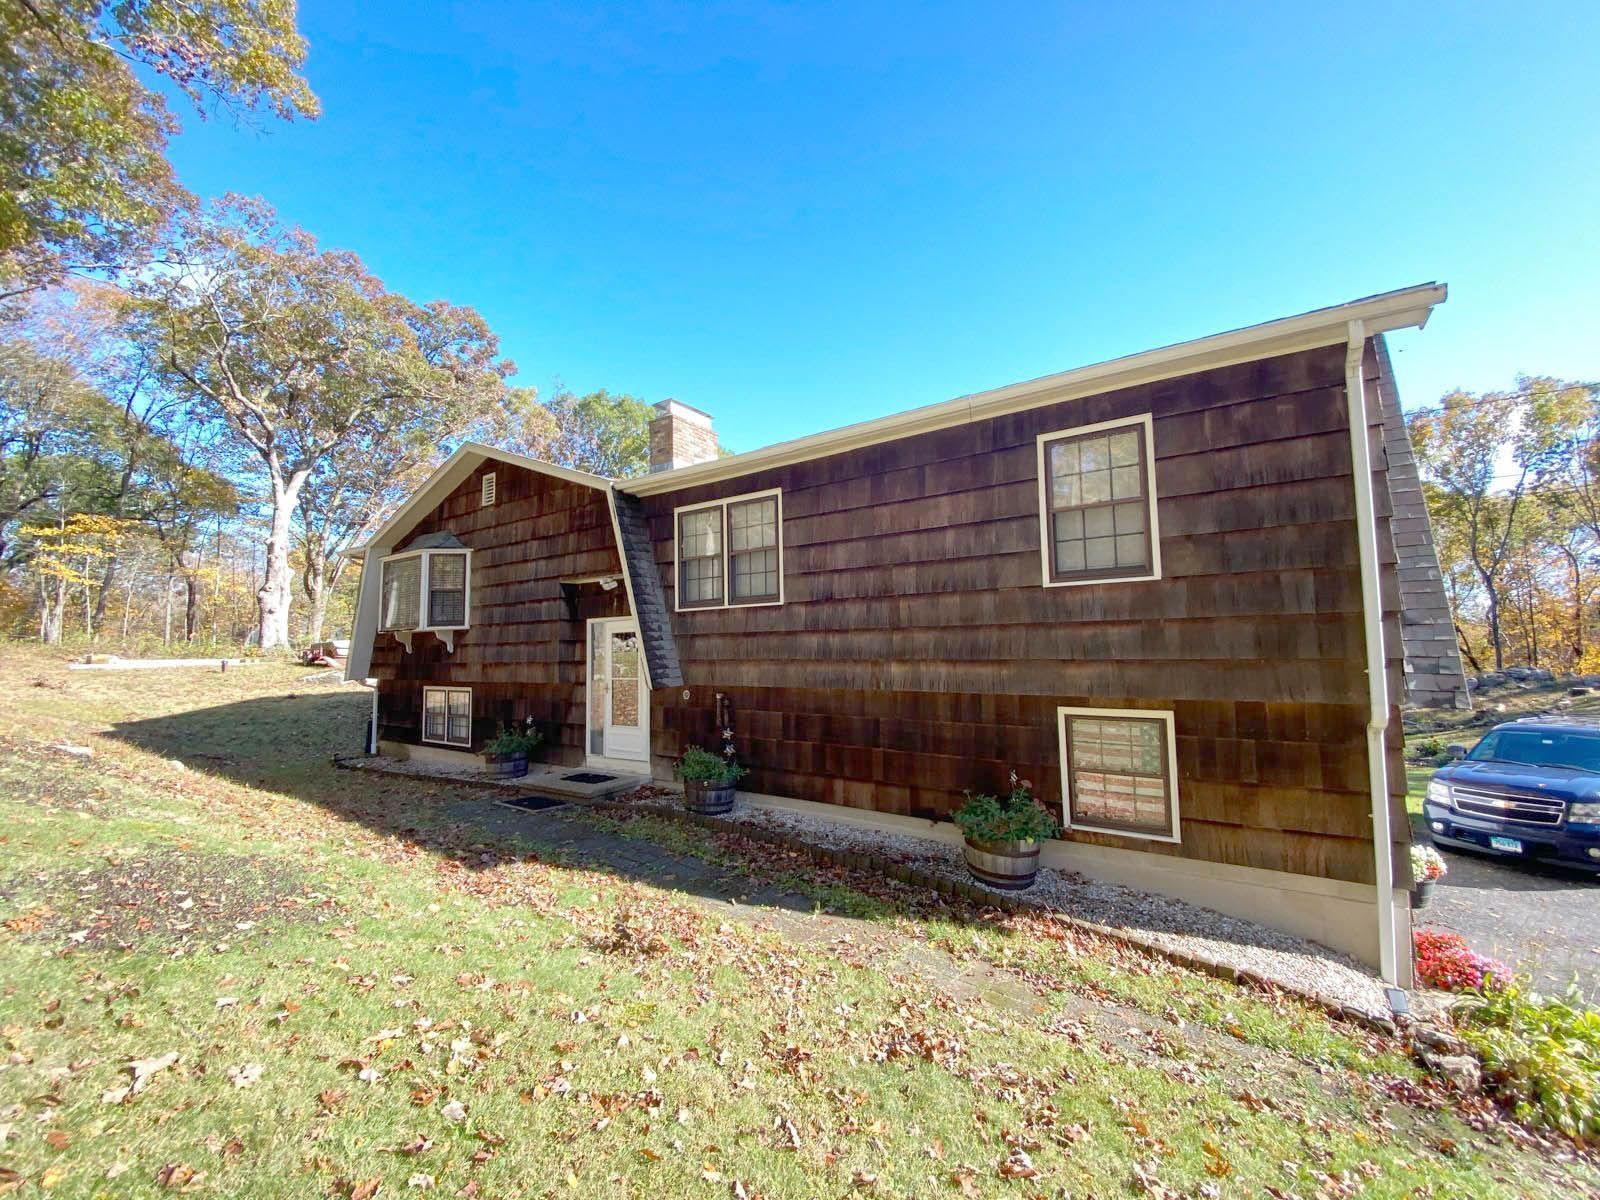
[102,690,913,929]
[103,690,1384,977]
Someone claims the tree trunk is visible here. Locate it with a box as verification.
[39,574,65,644]
[257,471,306,652]
[1481,577,1505,670]
[1456,623,1484,675]
[163,569,174,645]
[301,541,327,645]
[93,553,117,635]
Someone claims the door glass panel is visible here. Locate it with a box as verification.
[609,631,640,728]
[588,624,606,754]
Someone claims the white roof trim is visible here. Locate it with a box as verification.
[619,283,1446,496]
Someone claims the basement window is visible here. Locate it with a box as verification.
[422,686,472,747]
[1057,706,1181,843]
[674,489,783,610]
[1037,414,1160,586]
[380,547,472,650]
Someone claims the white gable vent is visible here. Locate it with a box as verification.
[481,471,497,507]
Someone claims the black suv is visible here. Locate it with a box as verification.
[1424,716,1600,872]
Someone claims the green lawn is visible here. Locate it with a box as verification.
[1,647,1595,1197]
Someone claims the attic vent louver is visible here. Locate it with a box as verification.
[481,472,497,507]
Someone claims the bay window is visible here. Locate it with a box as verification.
[379,546,472,650]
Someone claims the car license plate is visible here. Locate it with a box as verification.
[1490,835,1523,854]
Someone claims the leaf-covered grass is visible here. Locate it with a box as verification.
[1,645,1597,1197]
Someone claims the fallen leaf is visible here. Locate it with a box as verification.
[128,1051,179,1095]
[440,1100,467,1124]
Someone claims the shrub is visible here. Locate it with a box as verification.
[1452,976,1600,1140]
[675,745,747,786]
[1412,736,1447,760]
[1414,928,1507,992]
[1411,844,1448,884]
[953,774,1059,844]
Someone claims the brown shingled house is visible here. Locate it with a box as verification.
[345,284,1466,985]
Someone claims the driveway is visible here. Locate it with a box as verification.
[1419,842,1600,995]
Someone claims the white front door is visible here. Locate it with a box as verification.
[587,618,648,763]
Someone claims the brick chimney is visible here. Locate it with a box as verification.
[648,399,718,472]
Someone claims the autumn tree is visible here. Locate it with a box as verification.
[149,197,514,650]
[0,0,317,295]
[1409,379,1587,669]
[499,387,653,478]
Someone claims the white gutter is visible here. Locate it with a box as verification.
[1345,319,1399,985]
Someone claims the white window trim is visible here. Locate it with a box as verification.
[379,547,472,652]
[672,487,785,612]
[422,685,473,748]
[1036,412,1161,588]
[1056,704,1181,844]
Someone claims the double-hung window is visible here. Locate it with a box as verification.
[422,686,472,747]
[379,546,472,649]
[1037,414,1160,586]
[674,489,783,610]
[1057,706,1180,842]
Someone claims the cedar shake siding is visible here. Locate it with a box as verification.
[635,341,1410,888]
[371,463,628,762]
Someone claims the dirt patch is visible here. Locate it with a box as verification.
[5,848,338,954]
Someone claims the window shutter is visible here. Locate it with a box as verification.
[481,472,497,507]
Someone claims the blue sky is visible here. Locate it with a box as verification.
[164,2,1599,454]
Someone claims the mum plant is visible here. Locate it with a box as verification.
[675,745,747,787]
[1411,844,1448,884]
[953,773,1059,844]
[486,722,543,757]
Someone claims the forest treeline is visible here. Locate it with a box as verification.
[1410,377,1600,675]
[1,2,652,651]
[4,4,1595,669]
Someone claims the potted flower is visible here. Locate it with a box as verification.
[675,745,747,815]
[952,773,1059,891]
[484,720,542,779]
[1411,844,1448,909]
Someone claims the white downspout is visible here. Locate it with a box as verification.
[369,684,380,756]
[1345,319,1399,986]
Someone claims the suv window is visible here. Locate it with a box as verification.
[1467,728,1600,773]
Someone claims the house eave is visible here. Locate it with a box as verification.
[618,283,1447,497]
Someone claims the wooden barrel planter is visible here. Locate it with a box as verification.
[683,780,736,815]
[962,837,1042,891]
[484,751,530,779]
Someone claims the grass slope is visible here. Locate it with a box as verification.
[0,646,1594,1198]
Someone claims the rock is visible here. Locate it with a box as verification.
[50,743,93,758]
[1419,1050,1481,1093]
[1478,672,1507,688]
[1505,667,1536,681]
[1530,667,1555,681]
[1412,1024,1467,1056]
[1583,675,1600,688]
[1465,676,1479,690]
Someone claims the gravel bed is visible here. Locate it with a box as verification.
[719,803,1392,1020]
